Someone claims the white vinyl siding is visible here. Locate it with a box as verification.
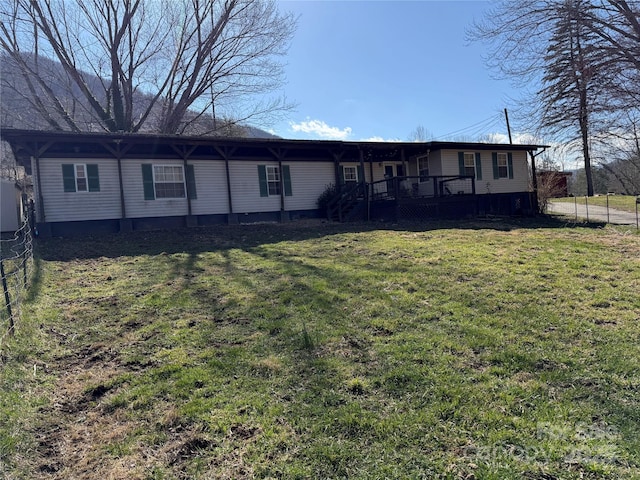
[284,162,334,211]
[37,158,120,222]
[230,161,334,213]
[440,150,530,194]
[230,162,279,213]
[189,160,229,215]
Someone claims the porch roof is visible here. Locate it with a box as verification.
[1,128,548,174]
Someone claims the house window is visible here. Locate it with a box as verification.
[62,163,100,192]
[258,165,292,197]
[153,165,186,198]
[142,164,196,200]
[492,152,513,180]
[266,165,281,196]
[497,153,509,178]
[459,152,482,180]
[463,153,476,177]
[75,165,87,191]
[418,155,429,182]
[343,166,358,183]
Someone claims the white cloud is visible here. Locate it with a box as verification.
[361,136,403,142]
[289,119,352,140]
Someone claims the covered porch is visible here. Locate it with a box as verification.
[326,174,477,222]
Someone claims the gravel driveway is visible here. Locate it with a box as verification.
[547,199,639,225]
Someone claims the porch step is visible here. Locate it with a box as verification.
[329,199,365,222]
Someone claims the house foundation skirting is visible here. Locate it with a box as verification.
[476,192,534,216]
[368,192,534,222]
[34,209,323,237]
[32,194,533,237]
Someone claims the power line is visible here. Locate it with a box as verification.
[433,113,505,141]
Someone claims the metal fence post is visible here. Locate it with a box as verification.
[585,196,589,222]
[23,255,27,289]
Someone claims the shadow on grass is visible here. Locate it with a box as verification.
[25,254,44,302]
[35,215,610,262]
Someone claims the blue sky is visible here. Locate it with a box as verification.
[271,0,524,142]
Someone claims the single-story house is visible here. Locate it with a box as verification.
[1,129,547,236]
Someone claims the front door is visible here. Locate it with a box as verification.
[384,164,395,193]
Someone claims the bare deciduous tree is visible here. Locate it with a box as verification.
[579,0,640,112]
[0,0,296,134]
[469,0,640,196]
[600,118,640,194]
[539,0,606,196]
[407,125,434,142]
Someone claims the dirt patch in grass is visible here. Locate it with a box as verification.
[29,344,133,478]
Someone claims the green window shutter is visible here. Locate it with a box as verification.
[357,165,365,183]
[62,164,76,192]
[492,153,499,180]
[458,152,465,176]
[508,153,514,179]
[87,164,100,192]
[142,164,155,200]
[475,152,482,180]
[186,164,197,199]
[338,166,345,185]
[282,165,292,197]
[258,165,268,197]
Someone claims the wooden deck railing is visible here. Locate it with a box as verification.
[368,175,475,201]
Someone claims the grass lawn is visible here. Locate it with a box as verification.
[1,218,639,479]
[552,195,639,213]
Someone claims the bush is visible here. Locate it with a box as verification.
[537,171,569,213]
[316,183,339,211]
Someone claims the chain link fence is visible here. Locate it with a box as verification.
[1,213,34,346]
[547,196,639,228]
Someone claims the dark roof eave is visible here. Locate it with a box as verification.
[0,128,549,158]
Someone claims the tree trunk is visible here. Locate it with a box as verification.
[579,85,594,196]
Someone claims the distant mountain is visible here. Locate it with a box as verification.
[0,53,279,139]
[245,126,278,139]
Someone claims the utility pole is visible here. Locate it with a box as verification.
[504,108,513,144]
